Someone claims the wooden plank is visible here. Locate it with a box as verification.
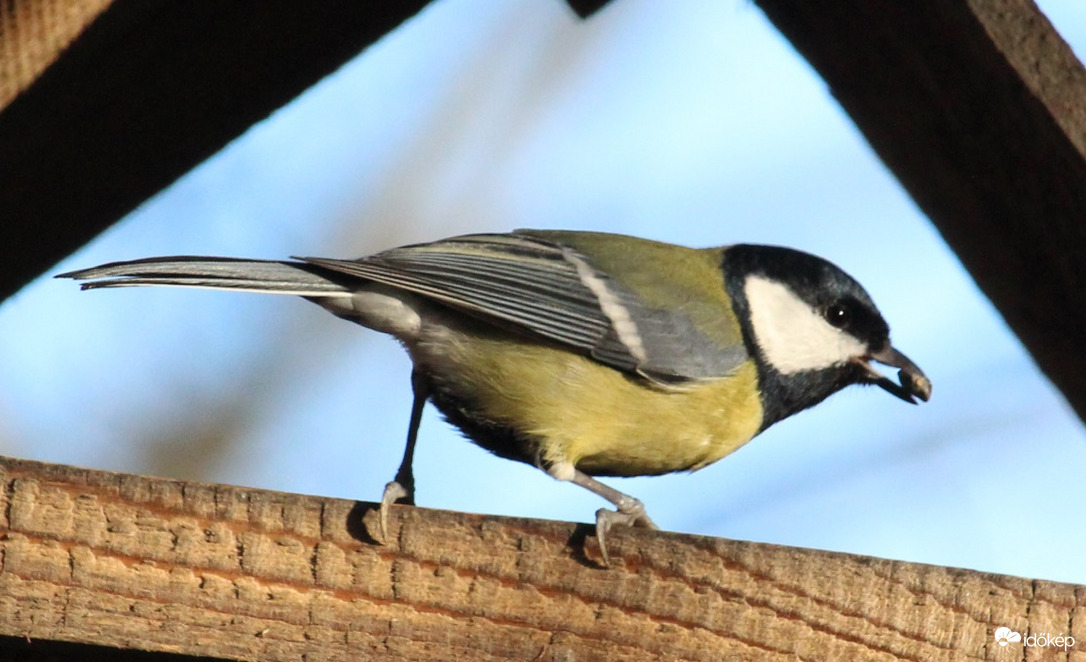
[0,0,430,302]
[0,0,115,107]
[1,456,1082,661]
[754,0,1086,421]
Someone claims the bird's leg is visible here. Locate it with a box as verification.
[378,369,428,543]
[559,466,658,566]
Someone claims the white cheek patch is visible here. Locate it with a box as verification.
[744,276,867,374]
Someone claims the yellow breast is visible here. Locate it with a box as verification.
[417,328,764,477]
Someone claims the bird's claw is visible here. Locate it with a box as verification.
[594,497,657,567]
[377,480,412,544]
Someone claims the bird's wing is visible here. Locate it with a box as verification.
[299,232,746,382]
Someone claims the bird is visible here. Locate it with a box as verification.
[59,229,931,566]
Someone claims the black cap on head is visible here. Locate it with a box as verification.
[721,244,928,429]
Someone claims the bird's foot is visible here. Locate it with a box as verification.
[377,480,413,544]
[594,496,658,567]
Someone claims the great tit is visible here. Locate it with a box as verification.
[60,230,931,565]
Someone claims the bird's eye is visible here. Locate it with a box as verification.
[825,302,851,328]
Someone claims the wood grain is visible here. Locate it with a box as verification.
[1,456,1082,661]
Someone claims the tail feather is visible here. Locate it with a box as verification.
[57,256,354,296]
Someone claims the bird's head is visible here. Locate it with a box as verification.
[722,244,931,429]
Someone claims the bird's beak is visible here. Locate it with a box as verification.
[856,346,932,404]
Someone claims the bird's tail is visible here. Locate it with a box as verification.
[57,256,354,297]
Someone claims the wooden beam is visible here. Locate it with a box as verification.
[1,456,1082,660]
[0,0,430,303]
[754,0,1086,422]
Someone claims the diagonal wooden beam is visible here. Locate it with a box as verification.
[0,0,431,303]
[754,0,1086,421]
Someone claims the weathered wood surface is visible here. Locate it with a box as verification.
[0,456,1082,661]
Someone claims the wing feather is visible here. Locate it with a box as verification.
[299,232,745,381]
[299,233,622,361]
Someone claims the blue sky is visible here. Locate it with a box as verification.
[3,0,1084,585]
